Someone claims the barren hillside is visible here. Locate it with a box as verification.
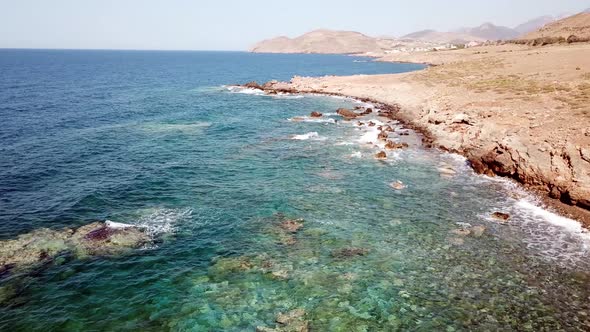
[524,13,590,39]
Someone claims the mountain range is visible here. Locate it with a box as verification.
[251,11,589,53]
[402,14,573,43]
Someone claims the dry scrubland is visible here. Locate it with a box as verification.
[262,43,590,223]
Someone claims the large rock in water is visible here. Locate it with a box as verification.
[0,222,150,274]
[243,81,263,90]
[336,108,359,119]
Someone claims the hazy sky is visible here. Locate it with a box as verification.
[0,0,587,50]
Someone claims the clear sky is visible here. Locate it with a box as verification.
[0,0,587,50]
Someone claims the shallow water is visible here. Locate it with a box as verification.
[1,50,590,331]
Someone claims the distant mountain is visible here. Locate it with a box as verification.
[514,16,556,35]
[404,22,521,43]
[250,29,388,54]
[524,12,590,39]
[401,30,485,44]
[456,23,519,41]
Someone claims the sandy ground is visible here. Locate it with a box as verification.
[261,43,590,224]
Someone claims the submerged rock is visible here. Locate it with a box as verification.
[451,228,472,236]
[451,225,487,238]
[492,212,511,222]
[0,222,150,276]
[310,111,322,118]
[378,131,389,141]
[390,181,406,190]
[270,269,290,280]
[280,219,304,233]
[471,225,486,237]
[208,256,255,281]
[256,309,309,332]
[331,247,370,259]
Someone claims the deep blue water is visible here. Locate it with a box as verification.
[1,50,590,331]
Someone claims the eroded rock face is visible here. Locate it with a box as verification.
[0,222,150,274]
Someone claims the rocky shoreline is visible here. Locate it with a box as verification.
[237,75,590,226]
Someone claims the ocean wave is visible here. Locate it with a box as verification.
[291,132,325,141]
[288,116,336,124]
[142,122,212,134]
[134,207,193,238]
[272,94,304,99]
[225,86,265,95]
[105,220,135,229]
[349,151,362,158]
[516,199,590,240]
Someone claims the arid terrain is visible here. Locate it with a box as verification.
[250,41,590,224]
[524,12,590,39]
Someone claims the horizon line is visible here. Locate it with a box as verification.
[0,47,248,52]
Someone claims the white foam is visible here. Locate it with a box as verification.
[516,200,590,239]
[288,116,336,124]
[292,132,324,140]
[135,208,193,237]
[105,220,134,229]
[357,121,387,147]
[226,86,265,95]
[350,151,362,158]
[273,94,304,99]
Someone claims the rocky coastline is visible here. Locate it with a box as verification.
[237,73,590,226]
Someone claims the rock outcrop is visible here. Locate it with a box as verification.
[336,108,359,119]
[385,141,409,150]
[0,222,150,275]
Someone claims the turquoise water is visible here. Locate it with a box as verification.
[1,50,590,331]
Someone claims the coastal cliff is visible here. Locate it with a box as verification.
[243,42,590,223]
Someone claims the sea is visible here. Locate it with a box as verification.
[1,49,590,331]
